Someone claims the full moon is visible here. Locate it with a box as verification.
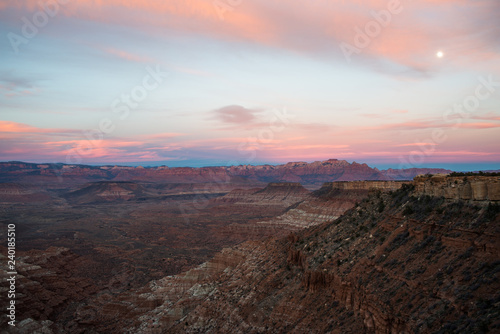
[437,51,444,58]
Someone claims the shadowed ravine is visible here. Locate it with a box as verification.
[1,172,498,333]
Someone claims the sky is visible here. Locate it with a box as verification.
[0,0,499,170]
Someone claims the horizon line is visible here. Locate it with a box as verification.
[1,159,498,173]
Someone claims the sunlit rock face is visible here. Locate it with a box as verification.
[0,159,450,188]
[2,167,498,333]
[414,175,500,201]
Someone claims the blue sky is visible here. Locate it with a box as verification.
[1,0,499,171]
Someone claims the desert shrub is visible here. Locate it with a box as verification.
[383,259,399,268]
[426,241,445,259]
[391,184,415,208]
[402,183,415,192]
[448,171,500,177]
[405,195,445,219]
[462,271,472,282]
[458,247,474,260]
[385,231,410,253]
[377,199,386,213]
[443,264,454,275]
[403,205,414,215]
[410,235,435,253]
[483,202,500,221]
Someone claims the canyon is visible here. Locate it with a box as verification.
[0,161,498,333]
[0,160,451,189]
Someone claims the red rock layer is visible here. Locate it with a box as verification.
[0,159,451,188]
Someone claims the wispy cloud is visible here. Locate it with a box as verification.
[364,119,500,132]
[102,47,154,63]
[3,0,499,75]
[0,71,40,98]
[208,105,266,130]
[361,113,385,119]
[394,142,438,147]
[0,121,188,162]
[292,122,333,132]
[0,121,78,135]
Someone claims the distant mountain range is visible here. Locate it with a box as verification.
[0,159,452,188]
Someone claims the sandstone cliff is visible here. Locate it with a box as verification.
[3,176,499,333]
[0,159,451,188]
[109,181,499,333]
[216,181,405,240]
[380,168,451,180]
[317,180,410,193]
[64,181,149,203]
[0,183,52,203]
[215,182,311,207]
[414,174,500,201]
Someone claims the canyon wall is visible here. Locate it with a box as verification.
[3,172,499,333]
[414,175,500,201]
[0,160,451,187]
[319,180,410,191]
[215,182,311,207]
[164,182,499,333]
[218,180,408,240]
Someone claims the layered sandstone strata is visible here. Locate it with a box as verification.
[414,175,500,201]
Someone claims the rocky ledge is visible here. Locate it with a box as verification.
[414,175,500,201]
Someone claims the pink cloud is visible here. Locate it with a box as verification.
[103,47,154,63]
[272,144,349,150]
[364,119,500,132]
[4,0,498,74]
[292,123,333,132]
[459,122,500,129]
[394,142,438,147]
[0,121,189,163]
[470,112,500,121]
[367,121,436,131]
[0,121,77,134]
[211,105,262,125]
[361,113,385,119]
[139,132,186,140]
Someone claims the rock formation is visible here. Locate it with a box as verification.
[1,170,499,333]
[64,181,149,203]
[380,168,451,180]
[0,247,100,332]
[0,183,52,203]
[215,182,311,207]
[414,174,500,201]
[0,159,451,188]
[129,180,499,333]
